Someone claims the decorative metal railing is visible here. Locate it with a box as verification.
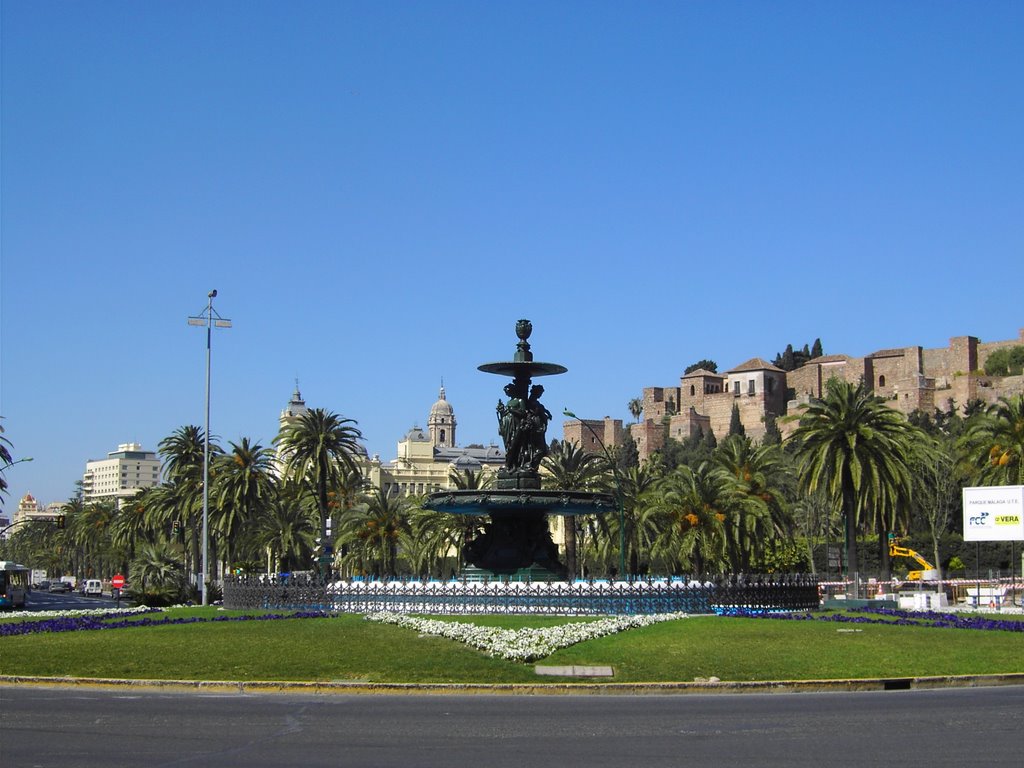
[222,574,820,615]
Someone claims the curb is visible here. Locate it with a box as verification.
[3,673,1023,696]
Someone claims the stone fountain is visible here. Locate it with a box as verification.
[423,320,614,579]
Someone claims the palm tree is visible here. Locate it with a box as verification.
[253,484,317,574]
[72,500,116,579]
[0,419,14,509]
[790,378,917,590]
[714,435,793,571]
[213,437,278,570]
[542,440,609,578]
[651,462,729,574]
[339,487,410,578]
[129,540,187,604]
[602,463,660,576]
[627,398,643,424]
[275,409,364,575]
[448,467,493,491]
[159,425,221,586]
[960,394,1024,486]
[111,488,158,567]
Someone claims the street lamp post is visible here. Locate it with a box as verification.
[188,290,231,606]
[563,410,626,580]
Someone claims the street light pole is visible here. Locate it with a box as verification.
[188,290,231,606]
[564,410,626,580]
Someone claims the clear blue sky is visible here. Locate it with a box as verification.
[2,1,1022,508]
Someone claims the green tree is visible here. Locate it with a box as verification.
[627,397,643,423]
[651,462,729,574]
[158,425,221,586]
[129,540,187,605]
[542,440,610,578]
[684,360,718,375]
[254,481,317,574]
[275,408,364,575]
[603,463,660,576]
[71,499,116,579]
[714,435,793,571]
[448,467,493,491]
[790,378,918,589]
[213,437,278,569]
[339,487,410,578]
[960,394,1024,486]
[0,419,14,509]
[728,404,746,437]
[983,345,1024,376]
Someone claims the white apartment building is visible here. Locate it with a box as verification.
[82,443,161,505]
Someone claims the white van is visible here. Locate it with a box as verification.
[82,579,103,597]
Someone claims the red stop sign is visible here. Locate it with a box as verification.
[111,574,125,589]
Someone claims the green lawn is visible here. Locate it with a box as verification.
[1,609,1021,684]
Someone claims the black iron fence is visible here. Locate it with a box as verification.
[223,573,820,616]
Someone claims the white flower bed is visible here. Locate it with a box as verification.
[365,611,688,662]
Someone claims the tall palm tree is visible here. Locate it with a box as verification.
[213,437,278,570]
[714,435,794,571]
[602,463,660,576]
[111,490,154,571]
[627,398,643,424]
[72,500,116,579]
[159,425,221,586]
[790,378,917,588]
[542,440,609,578]
[275,409,364,575]
[960,394,1024,486]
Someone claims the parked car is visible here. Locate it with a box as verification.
[48,581,72,593]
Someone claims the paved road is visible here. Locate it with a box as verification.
[23,589,128,612]
[2,685,1022,767]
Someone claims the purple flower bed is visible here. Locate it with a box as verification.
[721,606,1023,632]
[0,610,329,637]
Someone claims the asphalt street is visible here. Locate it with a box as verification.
[2,685,1022,767]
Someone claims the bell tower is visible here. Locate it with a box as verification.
[428,382,456,448]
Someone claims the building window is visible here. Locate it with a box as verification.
[748,380,755,395]
[690,385,695,396]
[440,429,446,443]
[733,381,740,395]
[879,375,886,387]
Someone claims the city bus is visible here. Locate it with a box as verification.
[0,561,30,609]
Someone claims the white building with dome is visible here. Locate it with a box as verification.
[366,385,505,497]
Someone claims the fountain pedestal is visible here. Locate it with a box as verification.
[423,320,613,579]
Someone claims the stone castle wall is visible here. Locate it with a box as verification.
[630,328,1023,462]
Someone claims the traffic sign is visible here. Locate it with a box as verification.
[111,574,125,589]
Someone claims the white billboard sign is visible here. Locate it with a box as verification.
[962,485,1024,542]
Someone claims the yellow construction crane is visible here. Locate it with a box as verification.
[888,534,938,581]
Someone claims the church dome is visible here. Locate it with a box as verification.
[430,385,454,417]
[404,427,430,442]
